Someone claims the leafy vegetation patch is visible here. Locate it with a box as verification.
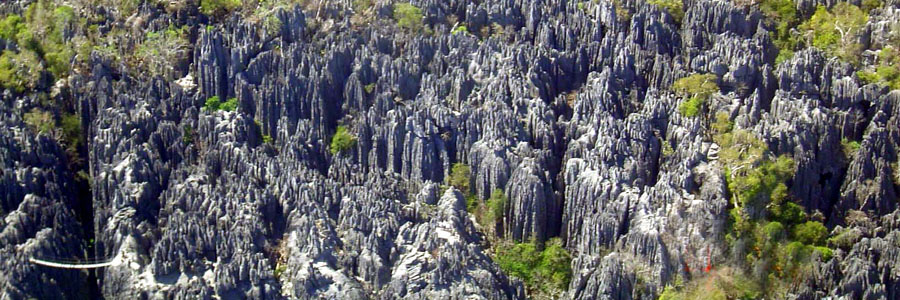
[0,50,42,93]
[136,25,190,78]
[658,268,761,300]
[799,3,868,64]
[449,163,472,198]
[204,96,239,112]
[451,25,468,35]
[841,138,861,160]
[857,46,900,90]
[329,125,356,154]
[758,0,800,64]
[0,1,82,92]
[648,0,683,24]
[201,0,243,17]
[23,108,55,134]
[393,3,424,33]
[707,115,835,297]
[672,73,718,117]
[495,238,572,296]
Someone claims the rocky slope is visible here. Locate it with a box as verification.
[1,0,899,299]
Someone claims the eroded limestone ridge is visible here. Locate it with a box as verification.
[1,0,899,299]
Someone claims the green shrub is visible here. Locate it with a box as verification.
[0,1,82,84]
[183,125,194,144]
[466,194,478,213]
[496,241,540,283]
[364,83,376,94]
[672,73,719,99]
[875,65,900,90]
[536,238,572,291]
[495,238,572,293]
[0,15,25,41]
[204,96,238,112]
[274,263,286,279]
[23,108,54,134]
[672,74,718,117]
[800,3,867,64]
[201,0,242,17]
[814,246,834,261]
[793,221,827,245]
[857,47,900,90]
[711,113,733,136]
[678,96,703,117]
[486,189,507,224]
[60,113,81,153]
[449,163,471,195]
[393,3,424,33]
[648,0,683,24]
[136,25,189,78]
[764,221,786,241]
[827,228,861,249]
[857,70,880,85]
[783,241,811,265]
[759,0,800,64]
[451,25,468,35]
[659,269,760,300]
[204,96,222,111]
[861,0,883,12]
[220,97,239,112]
[771,201,806,226]
[19,1,77,79]
[661,139,674,157]
[329,125,356,154]
[841,138,861,159]
[0,50,42,93]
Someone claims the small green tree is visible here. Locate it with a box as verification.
[203,95,238,112]
[23,108,54,134]
[136,25,189,78]
[759,0,800,64]
[672,74,718,118]
[536,238,572,291]
[183,125,194,144]
[451,25,468,35]
[495,238,572,294]
[648,0,683,24]
[856,46,900,90]
[678,97,703,117]
[449,163,471,194]
[486,189,507,225]
[672,73,719,99]
[861,0,883,11]
[496,241,541,284]
[220,97,239,112]
[201,0,243,17]
[329,125,356,154]
[793,221,827,245]
[0,15,25,42]
[204,96,222,111]
[60,113,81,153]
[393,3,424,33]
[841,138,861,159]
[0,50,42,93]
[800,3,867,64]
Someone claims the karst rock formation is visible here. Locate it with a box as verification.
[1,0,899,299]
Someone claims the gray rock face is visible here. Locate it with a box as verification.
[2,0,900,299]
[0,97,89,299]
